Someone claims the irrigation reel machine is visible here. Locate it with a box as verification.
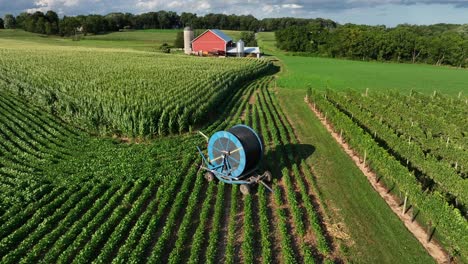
[197,125,272,195]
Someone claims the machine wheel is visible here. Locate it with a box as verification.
[240,184,251,195]
[204,172,215,182]
[263,171,272,182]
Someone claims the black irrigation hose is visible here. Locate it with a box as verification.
[228,126,263,174]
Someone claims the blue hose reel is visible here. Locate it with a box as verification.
[197,125,272,195]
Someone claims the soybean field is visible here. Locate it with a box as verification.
[0,70,348,263]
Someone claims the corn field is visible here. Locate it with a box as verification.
[0,40,271,136]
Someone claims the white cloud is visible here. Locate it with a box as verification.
[167,2,182,8]
[1,0,468,26]
[135,0,163,10]
[199,1,211,10]
[262,4,278,14]
[281,4,303,9]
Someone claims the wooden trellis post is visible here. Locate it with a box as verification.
[402,192,408,214]
[427,221,432,242]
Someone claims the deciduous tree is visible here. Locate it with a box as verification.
[4,14,16,29]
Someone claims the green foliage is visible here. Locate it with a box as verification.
[273,187,298,264]
[0,60,439,264]
[242,195,254,263]
[239,31,257,46]
[276,86,441,263]
[0,39,271,137]
[326,90,467,204]
[257,83,331,257]
[159,42,171,53]
[3,14,16,29]
[8,10,315,37]
[306,85,312,102]
[276,25,310,52]
[9,11,59,35]
[202,183,225,264]
[310,89,468,261]
[275,23,468,68]
[59,16,80,36]
[174,31,184,48]
[224,185,238,264]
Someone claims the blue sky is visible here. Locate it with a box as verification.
[0,0,467,27]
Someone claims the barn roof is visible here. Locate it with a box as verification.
[226,47,261,54]
[210,29,233,42]
[192,29,233,43]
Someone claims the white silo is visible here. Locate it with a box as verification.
[237,39,245,57]
[184,27,194,55]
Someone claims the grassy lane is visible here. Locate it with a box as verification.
[277,88,435,264]
[258,32,467,96]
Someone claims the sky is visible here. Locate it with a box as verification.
[0,0,467,27]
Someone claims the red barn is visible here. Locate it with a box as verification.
[191,29,234,56]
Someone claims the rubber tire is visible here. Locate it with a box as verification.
[204,172,215,182]
[263,171,272,182]
[240,184,251,195]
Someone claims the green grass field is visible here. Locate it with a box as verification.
[277,57,468,95]
[0,29,178,51]
[83,29,179,42]
[258,32,468,96]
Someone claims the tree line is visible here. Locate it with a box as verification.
[1,10,330,36]
[276,23,468,67]
[2,10,465,67]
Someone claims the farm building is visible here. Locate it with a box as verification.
[184,27,261,58]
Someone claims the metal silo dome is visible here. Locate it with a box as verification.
[237,39,245,57]
[184,27,194,54]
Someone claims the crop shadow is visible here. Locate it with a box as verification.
[261,143,316,180]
